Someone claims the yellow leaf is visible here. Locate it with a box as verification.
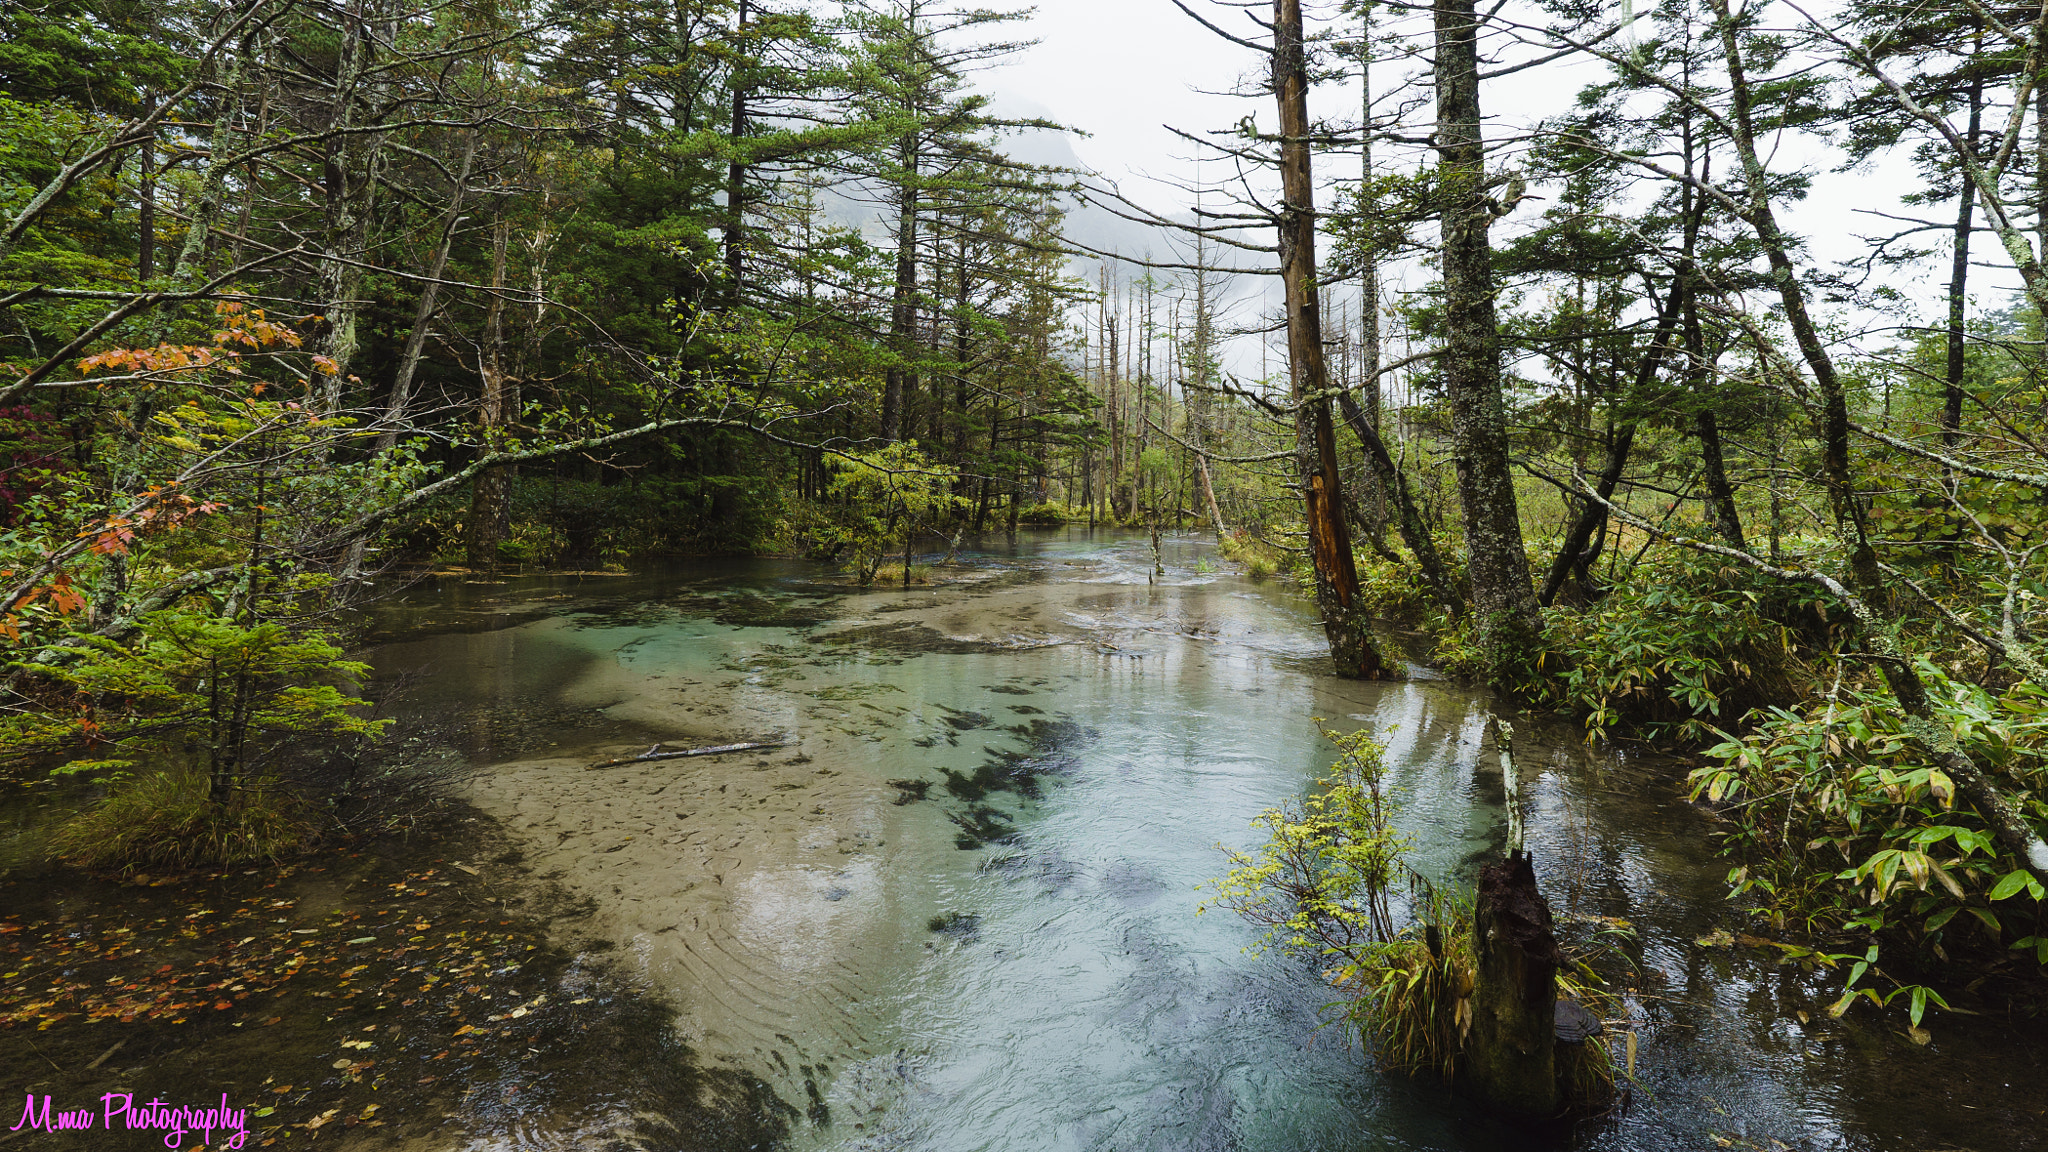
[1927,769,1954,806]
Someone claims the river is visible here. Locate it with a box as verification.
[361,527,2046,1152]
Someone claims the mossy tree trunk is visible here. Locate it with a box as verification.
[1433,0,1541,674]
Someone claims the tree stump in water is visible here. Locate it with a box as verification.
[1464,851,1561,1116]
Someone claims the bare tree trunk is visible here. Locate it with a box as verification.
[466,216,513,577]
[1196,455,1227,539]
[1542,291,1683,605]
[724,0,750,305]
[1356,10,1388,544]
[1189,248,1229,539]
[1465,852,1561,1116]
[170,12,255,281]
[1275,0,1388,680]
[1339,391,1462,619]
[1945,72,1983,446]
[136,112,156,280]
[310,0,385,412]
[1675,132,1745,550]
[375,131,479,451]
[953,226,971,457]
[1434,0,1541,674]
[1108,307,1126,519]
[2038,78,2047,332]
[882,141,917,442]
[1688,277,1744,546]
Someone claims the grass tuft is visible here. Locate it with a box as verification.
[868,561,933,585]
[51,771,317,873]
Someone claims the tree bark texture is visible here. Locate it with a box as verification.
[136,121,156,280]
[375,130,478,452]
[1357,12,1388,543]
[1274,0,1388,680]
[1685,279,1746,548]
[311,3,384,412]
[1433,0,1541,670]
[1944,74,1982,447]
[882,140,917,442]
[1464,852,1561,1117]
[725,0,751,305]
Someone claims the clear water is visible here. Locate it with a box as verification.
[364,529,2048,1151]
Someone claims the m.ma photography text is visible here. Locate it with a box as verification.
[11,1092,250,1149]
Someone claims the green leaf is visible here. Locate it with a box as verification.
[1990,870,2035,901]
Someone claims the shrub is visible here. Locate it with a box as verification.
[1017,502,1067,526]
[2,611,384,870]
[1205,730,1476,1081]
[1521,546,1828,742]
[1345,892,1475,1083]
[1354,539,1465,622]
[868,561,932,585]
[825,445,964,585]
[1204,725,1623,1102]
[1689,663,2048,1021]
[1220,531,1284,579]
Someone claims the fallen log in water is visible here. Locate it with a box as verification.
[584,740,790,770]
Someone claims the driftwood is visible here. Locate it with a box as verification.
[584,740,790,770]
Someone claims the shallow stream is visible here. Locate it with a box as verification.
[365,528,2048,1151]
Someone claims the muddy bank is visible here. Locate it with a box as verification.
[0,808,797,1152]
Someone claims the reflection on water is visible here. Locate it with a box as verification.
[368,529,2048,1151]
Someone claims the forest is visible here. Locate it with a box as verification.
[3,0,2048,1143]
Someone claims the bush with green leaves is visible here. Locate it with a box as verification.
[1353,540,1463,623]
[49,769,316,872]
[1203,725,1625,1094]
[1690,662,2048,1023]
[1202,727,1478,1078]
[823,443,964,585]
[1517,546,1830,742]
[1017,502,1068,527]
